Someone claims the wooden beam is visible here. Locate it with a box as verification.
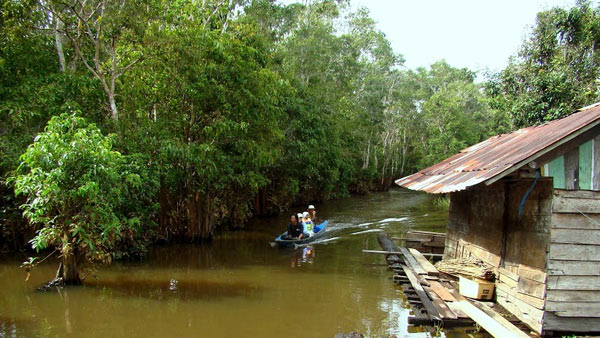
[445,284,532,338]
[547,289,600,302]
[554,189,600,199]
[402,265,441,321]
[548,260,600,275]
[498,267,519,282]
[564,147,579,190]
[446,301,469,319]
[551,212,600,230]
[496,282,545,310]
[428,280,455,302]
[594,135,600,190]
[495,286,544,333]
[471,301,532,338]
[409,248,439,276]
[454,300,528,338]
[549,243,600,261]
[517,277,546,299]
[547,275,600,290]
[424,286,457,320]
[546,301,600,317]
[551,228,600,245]
[543,312,600,332]
[518,264,547,283]
[399,247,426,275]
[553,192,600,213]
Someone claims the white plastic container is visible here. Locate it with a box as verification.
[458,275,495,300]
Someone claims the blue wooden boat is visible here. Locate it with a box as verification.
[274,220,329,247]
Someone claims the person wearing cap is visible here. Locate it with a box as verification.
[302,211,314,237]
[307,205,317,224]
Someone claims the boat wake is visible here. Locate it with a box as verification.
[294,236,341,248]
[350,229,383,235]
[377,217,408,223]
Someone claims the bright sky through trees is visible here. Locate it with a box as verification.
[348,0,579,71]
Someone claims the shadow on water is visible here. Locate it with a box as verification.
[84,276,263,302]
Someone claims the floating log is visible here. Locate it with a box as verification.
[363,249,443,258]
[362,249,405,255]
[377,233,400,252]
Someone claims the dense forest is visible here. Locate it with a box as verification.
[2,0,600,283]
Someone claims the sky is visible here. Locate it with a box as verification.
[280,0,586,73]
[350,0,578,73]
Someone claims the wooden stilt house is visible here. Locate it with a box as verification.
[396,103,600,335]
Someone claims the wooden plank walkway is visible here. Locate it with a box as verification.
[373,233,533,337]
[409,248,439,276]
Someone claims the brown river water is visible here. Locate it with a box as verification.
[0,188,486,337]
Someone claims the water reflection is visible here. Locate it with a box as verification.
[289,246,315,267]
[0,316,34,338]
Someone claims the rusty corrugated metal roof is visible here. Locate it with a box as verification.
[396,103,600,194]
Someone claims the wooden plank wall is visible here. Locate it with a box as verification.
[494,178,553,334]
[445,179,553,334]
[544,189,600,332]
[445,182,504,267]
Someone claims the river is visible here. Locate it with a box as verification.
[0,188,485,337]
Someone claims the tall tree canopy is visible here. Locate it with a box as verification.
[488,0,600,127]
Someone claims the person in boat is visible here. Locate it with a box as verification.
[302,211,314,237]
[284,214,304,240]
[307,204,317,224]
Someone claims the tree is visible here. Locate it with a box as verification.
[406,61,495,168]
[44,0,155,120]
[119,6,285,239]
[489,0,600,127]
[12,113,143,284]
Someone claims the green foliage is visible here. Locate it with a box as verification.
[488,0,600,127]
[410,61,495,168]
[1,0,512,263]
[12,113,155,269]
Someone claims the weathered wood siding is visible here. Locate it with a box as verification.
[445,182,504,267]
[494,179,552,334]
[544,189,600,332]
[445,178,553,334]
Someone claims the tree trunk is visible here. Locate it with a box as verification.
[61,253,82,285]
[108,92,119,121]
[54,16,66,72]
